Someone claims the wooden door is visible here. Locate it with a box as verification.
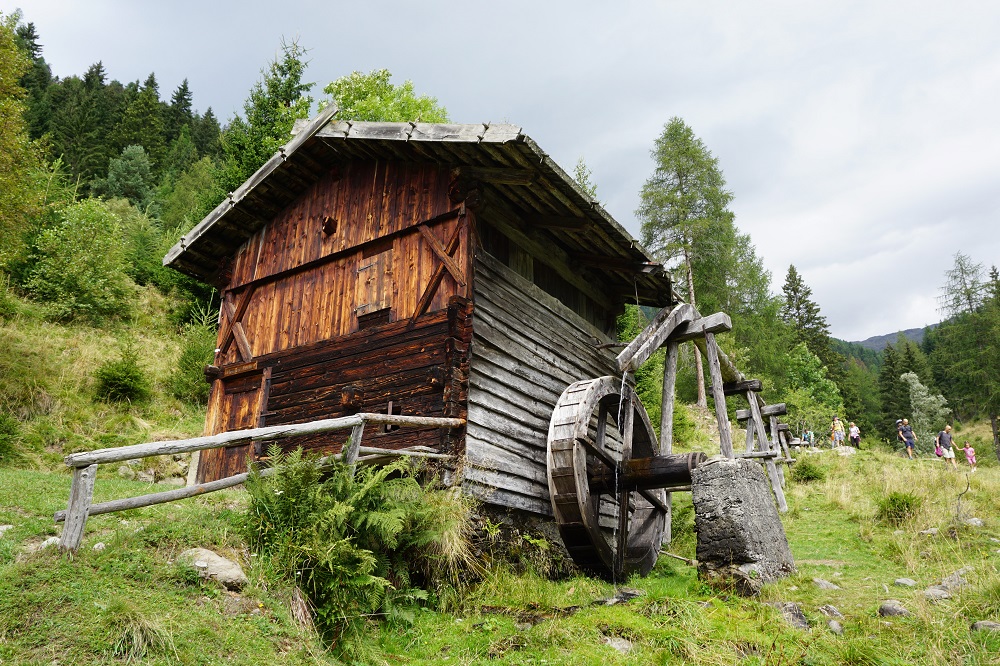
[196,368,271,483]
[355,246,394,329]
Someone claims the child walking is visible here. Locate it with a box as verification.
[962,441,977,472]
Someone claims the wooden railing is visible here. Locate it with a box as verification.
[55,413,464,552]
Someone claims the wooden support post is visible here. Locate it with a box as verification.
[745,417,756,454]
[60,464,97,553]
[770,415,788,488]
[704,332,733,458]
[343,422,365,468]
[659,340,678,544]
[750,398,787,512]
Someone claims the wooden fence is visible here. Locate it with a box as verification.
[55,413,464,553]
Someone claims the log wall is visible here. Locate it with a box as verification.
[464,253,619,516]
[197,298,472,482]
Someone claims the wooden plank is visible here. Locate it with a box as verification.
[411,217,465,322]
[670,313,733,343]
[735,403,788,421]
[59,464,97,552]
[617,303,696,372]
[418,225,466,287]
[526,214,588,230]
[720,379,763,395]
[704,332,733,458]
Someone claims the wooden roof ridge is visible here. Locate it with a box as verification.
[162,103,341,270]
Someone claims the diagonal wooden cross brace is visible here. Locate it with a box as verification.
[218,286,255,362]
[411,217,466,323]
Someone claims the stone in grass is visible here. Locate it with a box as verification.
[894,578,917,587]
[769,602,810,630]
[0,525,13,537]
[923,587,950,601]
[92,542,106,551]
[813,578,841,590]
[939,567,973,592]
[971,621,1000,633]
[177,548,248,591]
[604,636,632,654]
[818,604,843,618]
[964,518,984,528]
[39,536,60,550]
[919,528,939,536]
[878,600,910,617]
[828,619,844,635]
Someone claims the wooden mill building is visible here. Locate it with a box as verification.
[164,106,675,517]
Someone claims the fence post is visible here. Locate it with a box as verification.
[60,464,98,553]
[342,421,365,469]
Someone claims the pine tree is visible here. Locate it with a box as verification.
[637,117,734,407]
[13,18,51,139]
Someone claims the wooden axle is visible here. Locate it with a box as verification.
[587,451,706,494]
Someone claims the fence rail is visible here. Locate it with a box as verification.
[56,413,464,552]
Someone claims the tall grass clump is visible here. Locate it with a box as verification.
[101,598,177,663]
[790,458,825,483]
[0,412,18,464]
[244,446,477,651]
[94,338,151,404]
[875,491,922,527]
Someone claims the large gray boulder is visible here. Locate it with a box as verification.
[177,548,248,590]
[692,457,796,595]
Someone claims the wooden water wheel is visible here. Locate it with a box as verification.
[547,376,672,581]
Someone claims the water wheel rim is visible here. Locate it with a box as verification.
[547,376,666,580]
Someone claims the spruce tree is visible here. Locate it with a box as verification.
[166,78,193,143]
[877,343,911,441]
[191,107,222,158]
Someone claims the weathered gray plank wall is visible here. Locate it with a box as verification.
[464,253,619,516]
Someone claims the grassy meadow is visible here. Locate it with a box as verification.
[2,285,999,664]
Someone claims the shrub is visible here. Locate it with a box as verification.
[23,198,135,323]
[791,458,825,483]
[244,447,475,650]
[95,339,151,404]
[875,491,922,526]
[169,324,216,404]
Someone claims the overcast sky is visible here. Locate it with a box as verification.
[11,0,1000,342]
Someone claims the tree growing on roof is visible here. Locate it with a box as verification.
[322,68,448,123]
[637,117,734,408]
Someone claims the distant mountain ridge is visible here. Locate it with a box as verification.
[849,326,933,351]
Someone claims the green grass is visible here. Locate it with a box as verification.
[2,446,1000,664]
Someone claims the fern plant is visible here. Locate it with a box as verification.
[244,446,475,649]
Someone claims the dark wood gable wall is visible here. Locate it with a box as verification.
[196,160,473,482]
